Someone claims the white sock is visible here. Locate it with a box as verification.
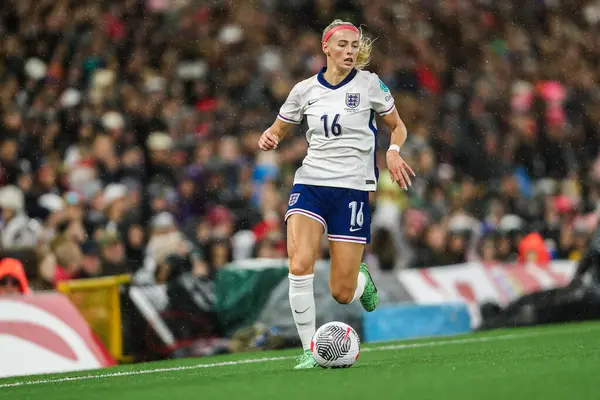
[351,271,367,303]
[289,273,316,351]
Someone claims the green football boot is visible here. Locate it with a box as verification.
[359,262,379,312]
[294,349,318,370]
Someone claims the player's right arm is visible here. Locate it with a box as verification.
[259,83,303,151]
[258,119,295,151]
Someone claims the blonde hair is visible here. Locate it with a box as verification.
[54,241,83,271]
[322,19,373,70]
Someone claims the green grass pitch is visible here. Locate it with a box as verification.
[1,321,599,400]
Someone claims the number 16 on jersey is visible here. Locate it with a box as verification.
[321,114,342,138]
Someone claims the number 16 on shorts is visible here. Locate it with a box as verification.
[349,201,364,232]
[332,197,371,244]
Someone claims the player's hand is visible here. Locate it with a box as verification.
[258,128,279,151]
[386,150,415,191]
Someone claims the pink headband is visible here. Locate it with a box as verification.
[322,25,359,45]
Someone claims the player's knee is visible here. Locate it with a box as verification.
[331,286,354,304]
[289,254,314,276]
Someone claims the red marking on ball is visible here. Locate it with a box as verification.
[344,327,351,341]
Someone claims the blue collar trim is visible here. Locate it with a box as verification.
[317,67,358,90]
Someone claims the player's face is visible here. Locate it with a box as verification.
[324,30,360,71]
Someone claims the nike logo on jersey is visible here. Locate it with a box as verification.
[308,99,320,106]
[349,227,362,232]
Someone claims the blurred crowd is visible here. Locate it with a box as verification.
[1,0,600,292]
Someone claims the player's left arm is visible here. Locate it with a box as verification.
[381,110,415,191]
[368,74,415,190]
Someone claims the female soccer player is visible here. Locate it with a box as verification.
[258,19,414,369]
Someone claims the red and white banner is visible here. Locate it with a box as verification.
[0,293,115,378]
[397,260,577,327]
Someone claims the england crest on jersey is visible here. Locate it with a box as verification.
[345,93,360,109]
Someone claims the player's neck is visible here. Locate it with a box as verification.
[322,66,352,86]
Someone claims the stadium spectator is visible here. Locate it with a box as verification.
[53,240,83,284]
[518,232,551,265]
[98,231,128,276]
[73,240,103,279]
[0,185,41,250]
[0,258,30,295]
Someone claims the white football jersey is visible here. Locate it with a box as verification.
[278,68,395,192]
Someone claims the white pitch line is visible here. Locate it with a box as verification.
[362,333,522,352]
[0,356,292,389]
[0,326,595,389]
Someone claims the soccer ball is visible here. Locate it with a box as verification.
[310,321,360,368]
